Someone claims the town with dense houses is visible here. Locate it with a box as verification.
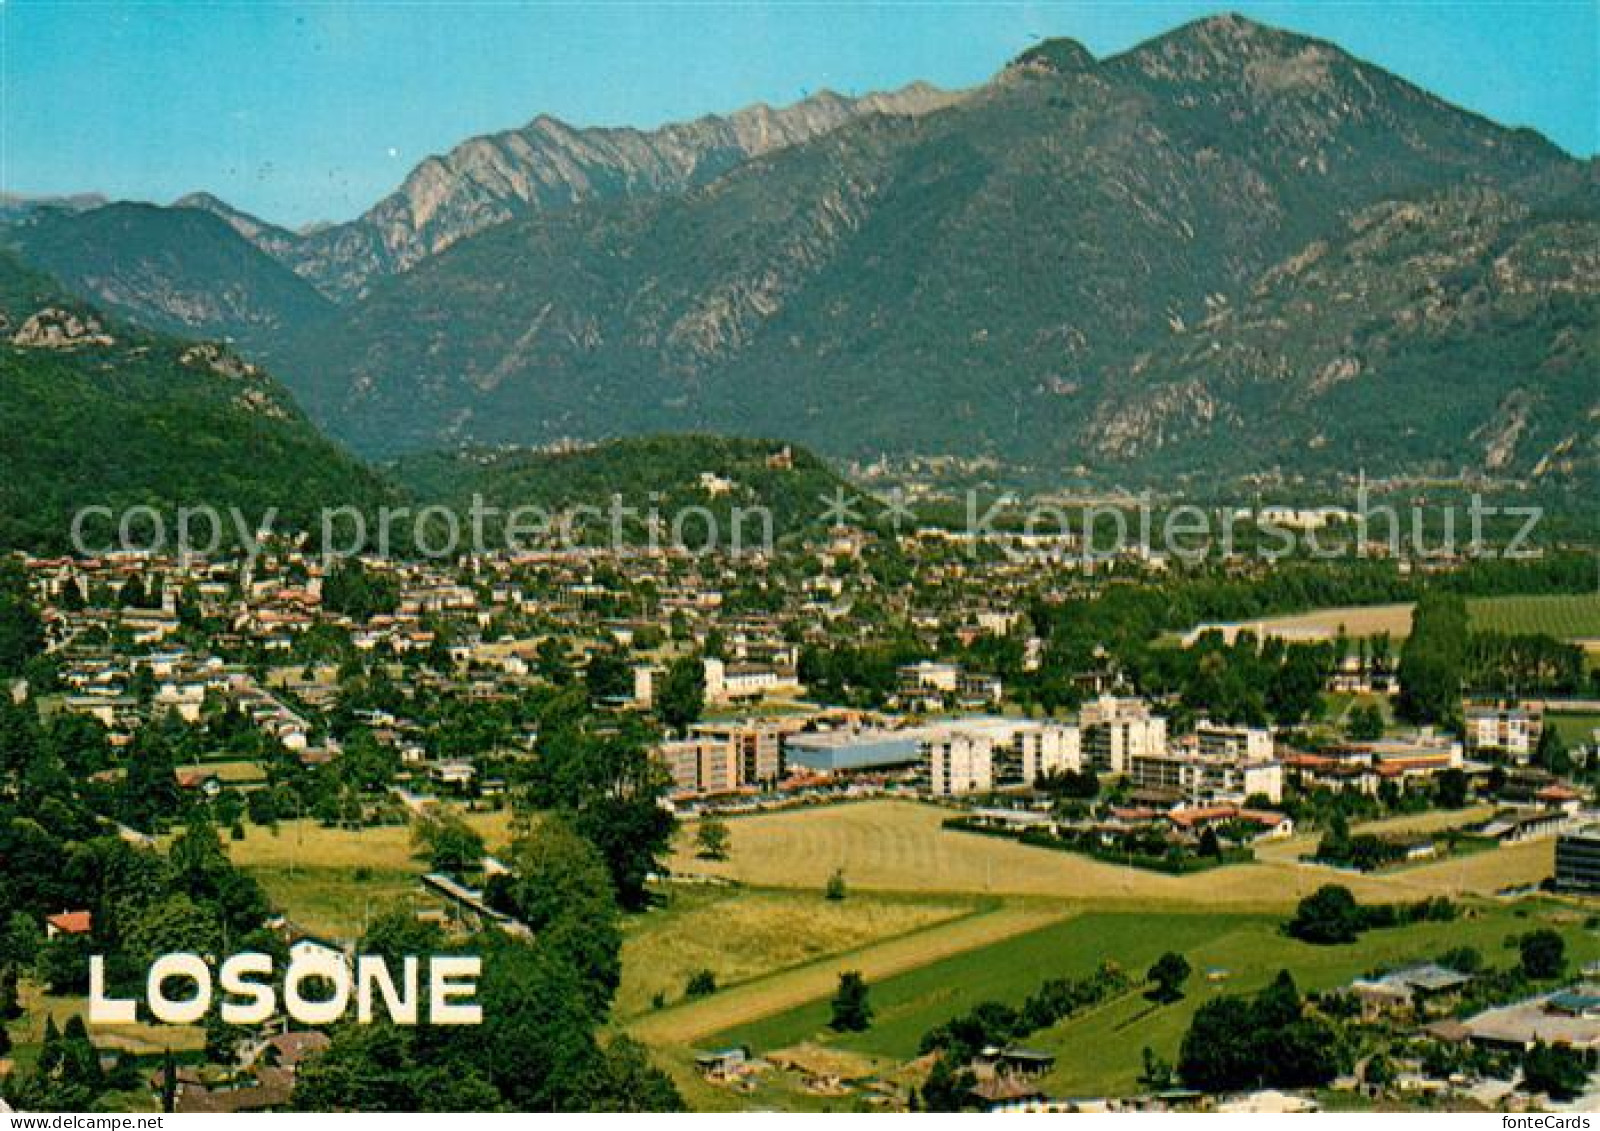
[2,513,1600,1112]
[3,0,1599,1117]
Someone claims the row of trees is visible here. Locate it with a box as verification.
[1400,590,1593,726]
[293,816,683,1111]
[1285,884,1457,945]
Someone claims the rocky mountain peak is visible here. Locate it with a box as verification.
[1006,37,1097,78]
[1120,12,1347,85]
[244,79,962,298]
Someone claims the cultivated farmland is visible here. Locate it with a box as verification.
[617,886,983,1018]
[701,902,1600,1100]
[1469,592,1600,642]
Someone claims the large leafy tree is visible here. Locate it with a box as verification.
[491,816,622,1016]
[830,970,873,1032]
[1286,884,1366,945]
[528,710,674,910]
[1178,971,1341,1092]
[656,655,705,736]
[0,557,43,678]
[1148,952,1192,1003]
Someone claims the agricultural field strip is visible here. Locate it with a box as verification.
[1185,592,1600,645]
[626,901,1072,1046]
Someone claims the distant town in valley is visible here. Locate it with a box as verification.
[2,511,1599,1112]
[2,2,1598,1117]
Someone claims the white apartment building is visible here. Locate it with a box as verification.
[923,729,995,796]
[1017,723,1083,783]
[899,661,962,695]
[1130,721,1280,803]
[1465,705,1542,761]
[1080,695,1167,774]
[1196,721,1275,764]
[917,717,1081,787]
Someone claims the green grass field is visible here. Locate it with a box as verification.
[251,865,425,939]
[1469,592,1600,639]
[1548,713,1600,745]
[225,809,521,939]
[701,901,1600,1099]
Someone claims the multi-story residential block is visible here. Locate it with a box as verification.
[1016,722,1083,783]
[923,729,994,796]
[1465,704,1543,762]
[656,738,738,797]
[1130,738,1284,804]
[633,664,664,709]
[1080,695,1167,774]
[1195,721,1274,764]
[899,661,962,696]
[692,721,785,789]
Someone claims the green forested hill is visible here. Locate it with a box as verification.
[0,253,391,551]
[391,436,857,542]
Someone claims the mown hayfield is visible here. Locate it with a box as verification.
[669,801,1552,907]
[626,900,1070,1047]
[1469,592,1600,640]
[705,902,1600,1099]
[225,809,518,873]
[1184,603,1415,645]
[617,885,982,1019]
[1183,591,1600,648]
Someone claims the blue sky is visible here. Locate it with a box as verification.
[4,1,1595,228]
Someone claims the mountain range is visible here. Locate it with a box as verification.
[6,14,1595,496]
